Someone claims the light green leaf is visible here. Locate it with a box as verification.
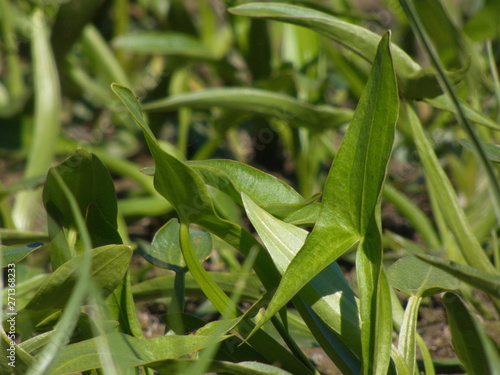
[142,88,353,132]
[405,103,497,274]
[1,242,43,267]
[242,193,362,372]
[413,252,500,298]
[249,32,398,354]
[388,256,461,297]
[229,2,439,99]
[443,292,500,375]
[113,32,216,60]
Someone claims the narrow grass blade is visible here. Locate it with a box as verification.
[248,32,398,348]
[442,292,500,375]
[13,9,61,230]
[404,103,497,274]
[142,87,353,132]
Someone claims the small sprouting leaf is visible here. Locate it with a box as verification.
[388,256,461,297]
[1,242,43,267]
[145,218,212,271]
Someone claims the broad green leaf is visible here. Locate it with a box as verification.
[242,193,362,372]
[13,9,61,230]
[459,138,500,163]
[132,272,263,302]
[249,32,398,354]
[388,256,461,298]
[1,242,43,267]
[145,218,212,271]
[413,252,500,298]
[24,244,132,311]
[142,88,353,132]
[229,2,439,99]
[405,103,497,274]
[443,292,500,375]
[426,96,500,131]
[47,331,230,374]
[113,32,216,60]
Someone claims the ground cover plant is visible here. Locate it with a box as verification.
[1,0,499,374]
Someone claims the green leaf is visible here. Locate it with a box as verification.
[113,32,216,60]
[24,244,132,311]
[242,193,362,372]
[145,218,212,271]
[1,242,43,267]
[229,2,439,99]
[388,256,461,297]
[47,331,230,374]
[249,32,398,349]
[132,272,263,302]
[413,252,500,298]
[142,88,353,132]
[459,138,500,163]
[404,103,497,274]
[443,292,500,375]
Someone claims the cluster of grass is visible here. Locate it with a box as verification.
[1,0,499,374]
